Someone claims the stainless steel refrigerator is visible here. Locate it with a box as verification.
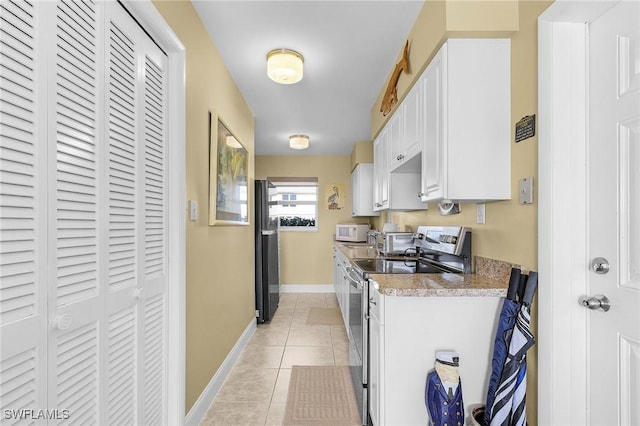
[255,180,280,322]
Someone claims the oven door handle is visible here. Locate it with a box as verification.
[345,267,364,289]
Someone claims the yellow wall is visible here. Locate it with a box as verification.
[350,140,374,171]
[371,0,520,136]
[153,0,256,413]
[256,156,370,285]
[370,2,552,423]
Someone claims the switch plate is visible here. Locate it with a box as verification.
[519,177,534,204]
[189,200,198,221]
[476,203,486,224]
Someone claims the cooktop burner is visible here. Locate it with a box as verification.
[351,258,453,274]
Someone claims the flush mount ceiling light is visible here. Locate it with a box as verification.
[267,48,304,84]
[289,134,309,150]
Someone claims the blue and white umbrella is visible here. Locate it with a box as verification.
[489,303,535,426]
[483,269,522,425]
[485,270,538,426]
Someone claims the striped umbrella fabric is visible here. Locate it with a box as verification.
[484,269,523,426]
[483,297,519,425]
[489,304,535,426]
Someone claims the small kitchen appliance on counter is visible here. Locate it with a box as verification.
[376,231,416,256]
[335,223,369,242]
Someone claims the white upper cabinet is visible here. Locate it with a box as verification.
[352,163,379,217]
[373,121,424,212]
[420,39,511,203]
[390,79,423,170]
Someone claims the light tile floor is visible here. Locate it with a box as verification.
[200,293,350,426]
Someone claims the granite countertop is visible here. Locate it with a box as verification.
[334,241,378,259]
[335,242,517,298]
[369,273,508,297]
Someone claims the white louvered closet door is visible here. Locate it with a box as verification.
[102,3,168,425]
[1,1,168,424]
[0,0,49,417]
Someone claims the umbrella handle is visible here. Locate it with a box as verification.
[517,274,528,303]
[523,271,538,305]
[506,268,521,301]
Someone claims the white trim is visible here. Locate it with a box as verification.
[538,2,617,424]
[279,227,319,232]
[280,284,335,293]
[121,2,186,425]
[184,320,257,426]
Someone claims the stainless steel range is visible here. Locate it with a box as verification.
[345,226,471,426]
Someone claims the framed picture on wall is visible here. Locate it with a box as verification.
[209,110,249,225]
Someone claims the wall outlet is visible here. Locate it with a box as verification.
[189,200,198,221]
[476,203,486,224]
[519,177,534,204]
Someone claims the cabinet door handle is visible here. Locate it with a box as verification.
[417,192,425,198]
[397,154,404,161]
[369,297,377,305]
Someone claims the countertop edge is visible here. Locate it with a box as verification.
[334,242,510,297]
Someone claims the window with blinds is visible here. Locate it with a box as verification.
[268,177,318,230]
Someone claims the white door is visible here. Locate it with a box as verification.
[588,2,640,424]
[1,1,169,424]
[0,0,49,416]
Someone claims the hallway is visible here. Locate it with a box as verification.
[200,293,351,425]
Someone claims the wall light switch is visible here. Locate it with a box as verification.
[189,200,198,221]
[519,177,534,204]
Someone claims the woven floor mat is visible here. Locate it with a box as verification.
[282,365,360,426]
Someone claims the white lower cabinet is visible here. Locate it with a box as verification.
[368,281,384,426]
[333,247,350,336]
[368,281,502,425]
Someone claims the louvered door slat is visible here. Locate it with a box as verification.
[144,55,165,279]
[0,0,37,333]
[0,1,46,416]
[143,294,165,425]
[107,21,136,294]
[107,308,136,425]
[55,0,98,308]
[0,348,37,423]
[56,322,98,425]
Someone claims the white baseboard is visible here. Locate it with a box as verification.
[184,318,256,426]
[280,284,335,293]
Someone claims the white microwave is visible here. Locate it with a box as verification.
[335,224,369,242]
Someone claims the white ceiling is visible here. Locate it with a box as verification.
[192,0,425,156]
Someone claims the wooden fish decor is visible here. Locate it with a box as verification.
[380,40,410,116]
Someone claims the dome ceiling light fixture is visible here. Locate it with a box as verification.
[267,48,304,84]
[289,134,309,150]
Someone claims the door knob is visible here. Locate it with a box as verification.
[579,294,610,312]
[53,314,73,330]
[591,257,610,274]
